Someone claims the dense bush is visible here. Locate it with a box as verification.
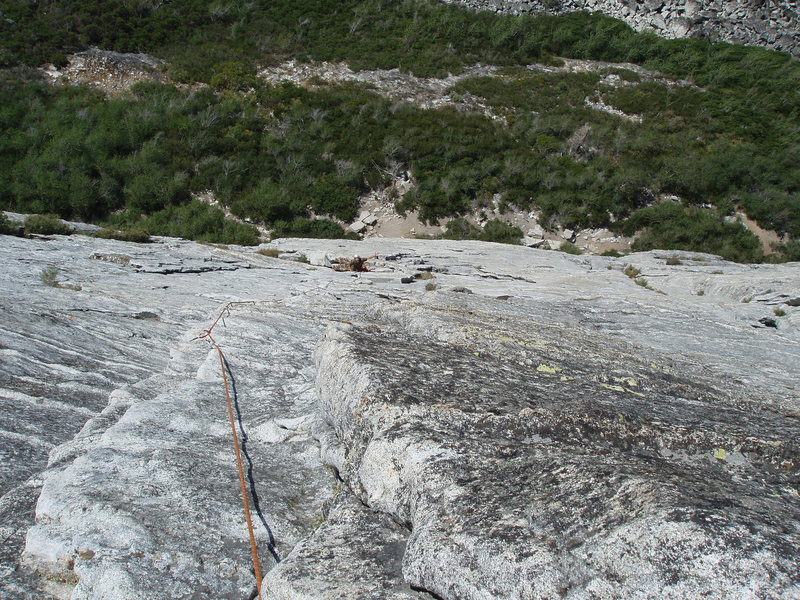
[94,227,152,243]
[135,201,260,245]
[559,241,582,255]
[771,240,800,262]
[0,212,21,235]
[444,218,523,245]
[615,202,763,264]
[24,214,72,235]
[210,62,258,92]
[272,217,355,240]
[0,1,798,259]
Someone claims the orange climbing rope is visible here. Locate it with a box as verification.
[197,302,263,600]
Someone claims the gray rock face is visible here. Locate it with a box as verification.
[311,307,799,598]
[0,233,346,597]
[1,233,798,599]
[265,493,425,600]
[439,0,800,58]
[24,309,335,599]
[42,49,167,93]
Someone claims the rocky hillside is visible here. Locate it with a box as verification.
[443,0,800,57]
[1,229,798,598]
[2,1,799,263]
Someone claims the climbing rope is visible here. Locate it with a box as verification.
[196,301,263,600]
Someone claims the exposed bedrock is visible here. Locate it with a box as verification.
[299,297,800,599]
[440,0,800,58]
[21,307,342,600]
[4,234,798,598]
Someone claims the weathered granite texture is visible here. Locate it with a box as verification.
[1,232,798,598]
[440,0,800,58]
[308,308,798,598]
[42,49,167,93]
[0,233,347,598]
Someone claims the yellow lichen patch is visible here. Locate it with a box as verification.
[602,384,627,393]
[559,375,575,382]
[714,448,727,460]
[601,383,644,397]
[537,364,561,374]
[497,335,547,349]
[613,376,638,387]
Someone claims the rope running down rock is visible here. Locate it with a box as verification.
[197,301,263,600]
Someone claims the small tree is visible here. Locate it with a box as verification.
[210,62,258,92]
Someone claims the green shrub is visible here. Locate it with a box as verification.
[210,62,258,92]
[24,214,72,235]
[133,201,260,245]
[0,213,22,235]
[39,266,58,286]
[272,217,353,240]
[559,241,582,255]
[94,227,152,243]
[443,218,481,240]
[623,264,641,279]
[770,240,800,262]
[256,247,280,257]
[479,219,524,244]
[444,217,522,245]
[616,203,763,263]
[665,256,683,265]
[309,175,360,222]
[1,2,799,259]
[773,307,787,317]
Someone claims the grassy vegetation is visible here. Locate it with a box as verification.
[0,212,21,235]
[559,241,582,255]
[94,227,151,243]
[443,218,524,244]
[39,266,59,286]
[0,1,798,259]
[623,264,641,279]
[24,214,72,235]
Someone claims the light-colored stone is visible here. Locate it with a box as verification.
[311,294,800,599]
[439,1,800,57]
[349,221,367,234]
[522,236,545,247]
[527,224,545,238]
[1,233,798,599]
[546,239,562,250]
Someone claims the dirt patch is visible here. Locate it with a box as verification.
[736,211,784,255]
